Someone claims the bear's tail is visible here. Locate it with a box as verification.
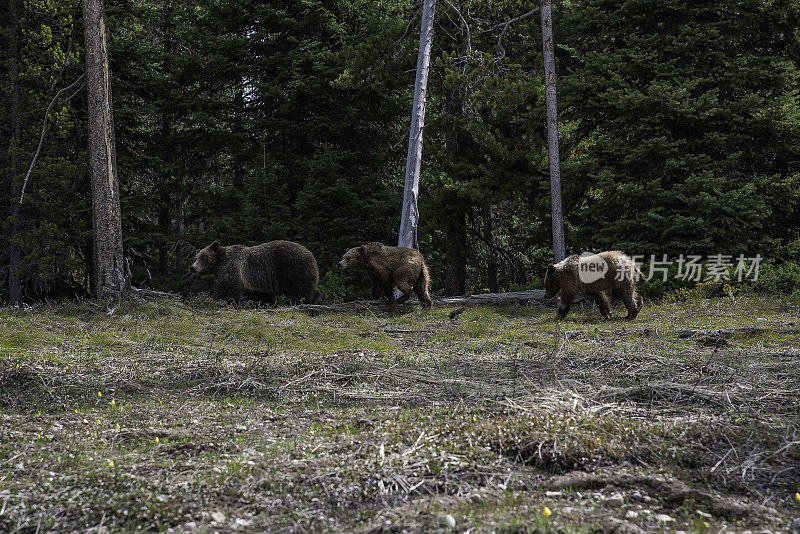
[415,263,433,309]
[631,261,644,282]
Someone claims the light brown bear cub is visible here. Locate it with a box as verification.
[191,240,321,305]
[544,251,643,320]
[338,242,432,309]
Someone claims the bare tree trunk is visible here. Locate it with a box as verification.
[158,0,175,275]
[233,88,245,189]
[540,0,566,262]
[398,0,436,250]
[176,197,184,237]
[444,201,467,296]
[8,0,22,305]
[82,0,125,296]
[483,205,498,293]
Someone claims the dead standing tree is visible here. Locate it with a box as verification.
[496,1,566,262]
[492,1,567,263]
[399,0,566,269]
[8,0,22,304]
[82,0,126,296]
[540,0,566,262]
[398,0,436,251]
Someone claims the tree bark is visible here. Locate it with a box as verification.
[295,289,559,315]
[483,205,498,293]
[82,0,125,296]
[398,0,436,250]
[444,201,467,296]
[540,0,566,262]
[158,0,175,275]
[8,0,22,305]
[233,88,245,189]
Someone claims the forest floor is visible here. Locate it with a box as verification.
[1,294,799,533]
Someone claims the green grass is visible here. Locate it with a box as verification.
[0,295,798,532]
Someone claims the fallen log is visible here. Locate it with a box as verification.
[294,290,560,315]
[675,327,793,339]
[436,289,551,307]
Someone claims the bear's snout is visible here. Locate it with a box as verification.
[338,260,346,269]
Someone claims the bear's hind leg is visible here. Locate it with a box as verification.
[395,280,414,304]
[413,280,432,309]
[291,290,318,305]
[621,292,640,319]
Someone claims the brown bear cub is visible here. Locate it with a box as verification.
[338,242,432,309]
[544,251,643,320]
[191,240,321,305]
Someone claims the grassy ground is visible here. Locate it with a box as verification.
[0,294,799,533]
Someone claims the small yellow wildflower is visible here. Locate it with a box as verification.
[74,409,78,414]
[115,423,120,429]
[97,391,102,397]
[108,460,114,468]
[703,522,710,528]
[542,506,552,517]
[155,437,160,443]
[795,492,800,502]
[96,419,101,425]
[111,399,115,406]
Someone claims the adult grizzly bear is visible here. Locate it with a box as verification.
[190,240,321,305]
[544,251,643,320]
[338,242,432,309]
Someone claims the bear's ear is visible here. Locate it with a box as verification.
[210,241,220,251]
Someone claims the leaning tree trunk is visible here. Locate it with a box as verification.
[398,0,436,250]
[82,0,125,296]
[8,0,22,305]
[540,0,566,262]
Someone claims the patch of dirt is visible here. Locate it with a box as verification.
[545,470,775,520]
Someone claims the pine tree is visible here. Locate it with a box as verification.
[561,0,800,258]
[1,0,88,301]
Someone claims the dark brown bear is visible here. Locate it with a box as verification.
[338,242,432,309]
[190,240,321,305]
[544,251,643,320]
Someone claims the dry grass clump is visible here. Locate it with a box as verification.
[0,295,798,532]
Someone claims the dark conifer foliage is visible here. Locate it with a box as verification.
[1,0,799,301]
[560,0,800,258]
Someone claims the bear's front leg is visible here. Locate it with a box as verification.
[383,281,396,304]
[371,279,384,300]
[215,281,241,303]
[556,292,575,319]
[593,292,612,320]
